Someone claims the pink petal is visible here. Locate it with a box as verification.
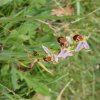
[67,52,73,56]
[58,49,73,58]
[42,45,51,55]
[83,42,89,49]
[75,42,83,51]
[57,49,67,57]
[62,52,72,58]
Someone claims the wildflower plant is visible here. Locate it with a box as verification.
[42,45,58,63]
[0,0,99,100]
[42,34,90,63]
[73,34,90,51]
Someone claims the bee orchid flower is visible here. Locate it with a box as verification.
[42,45,58,63]
[57,36,72,49]
[75,41,89,51]
[73,34,90,51]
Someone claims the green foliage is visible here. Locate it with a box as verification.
[17,70,50,95]
[0,0,100,100]
[0,0,12,6]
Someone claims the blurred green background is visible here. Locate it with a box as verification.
[0,0,100,100]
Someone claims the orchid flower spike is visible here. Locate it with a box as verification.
[73,34,90,51]
[42,45,58,63]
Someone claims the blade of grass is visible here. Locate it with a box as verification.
[57,79,73,100]
[37,62,53,75]
[76,0,81,16]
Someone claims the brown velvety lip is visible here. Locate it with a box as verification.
[43,56,52,62]
[73,34,83,41]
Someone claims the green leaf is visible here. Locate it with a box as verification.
[17,71,50,95]
[91,36,100,43]
[76,0,81,16]
[37,62,53,75]
[1,64,9,76]
[0,51,27,61]
[30,0,46,5]
[10,63,18,90]
[0,0,12,6]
